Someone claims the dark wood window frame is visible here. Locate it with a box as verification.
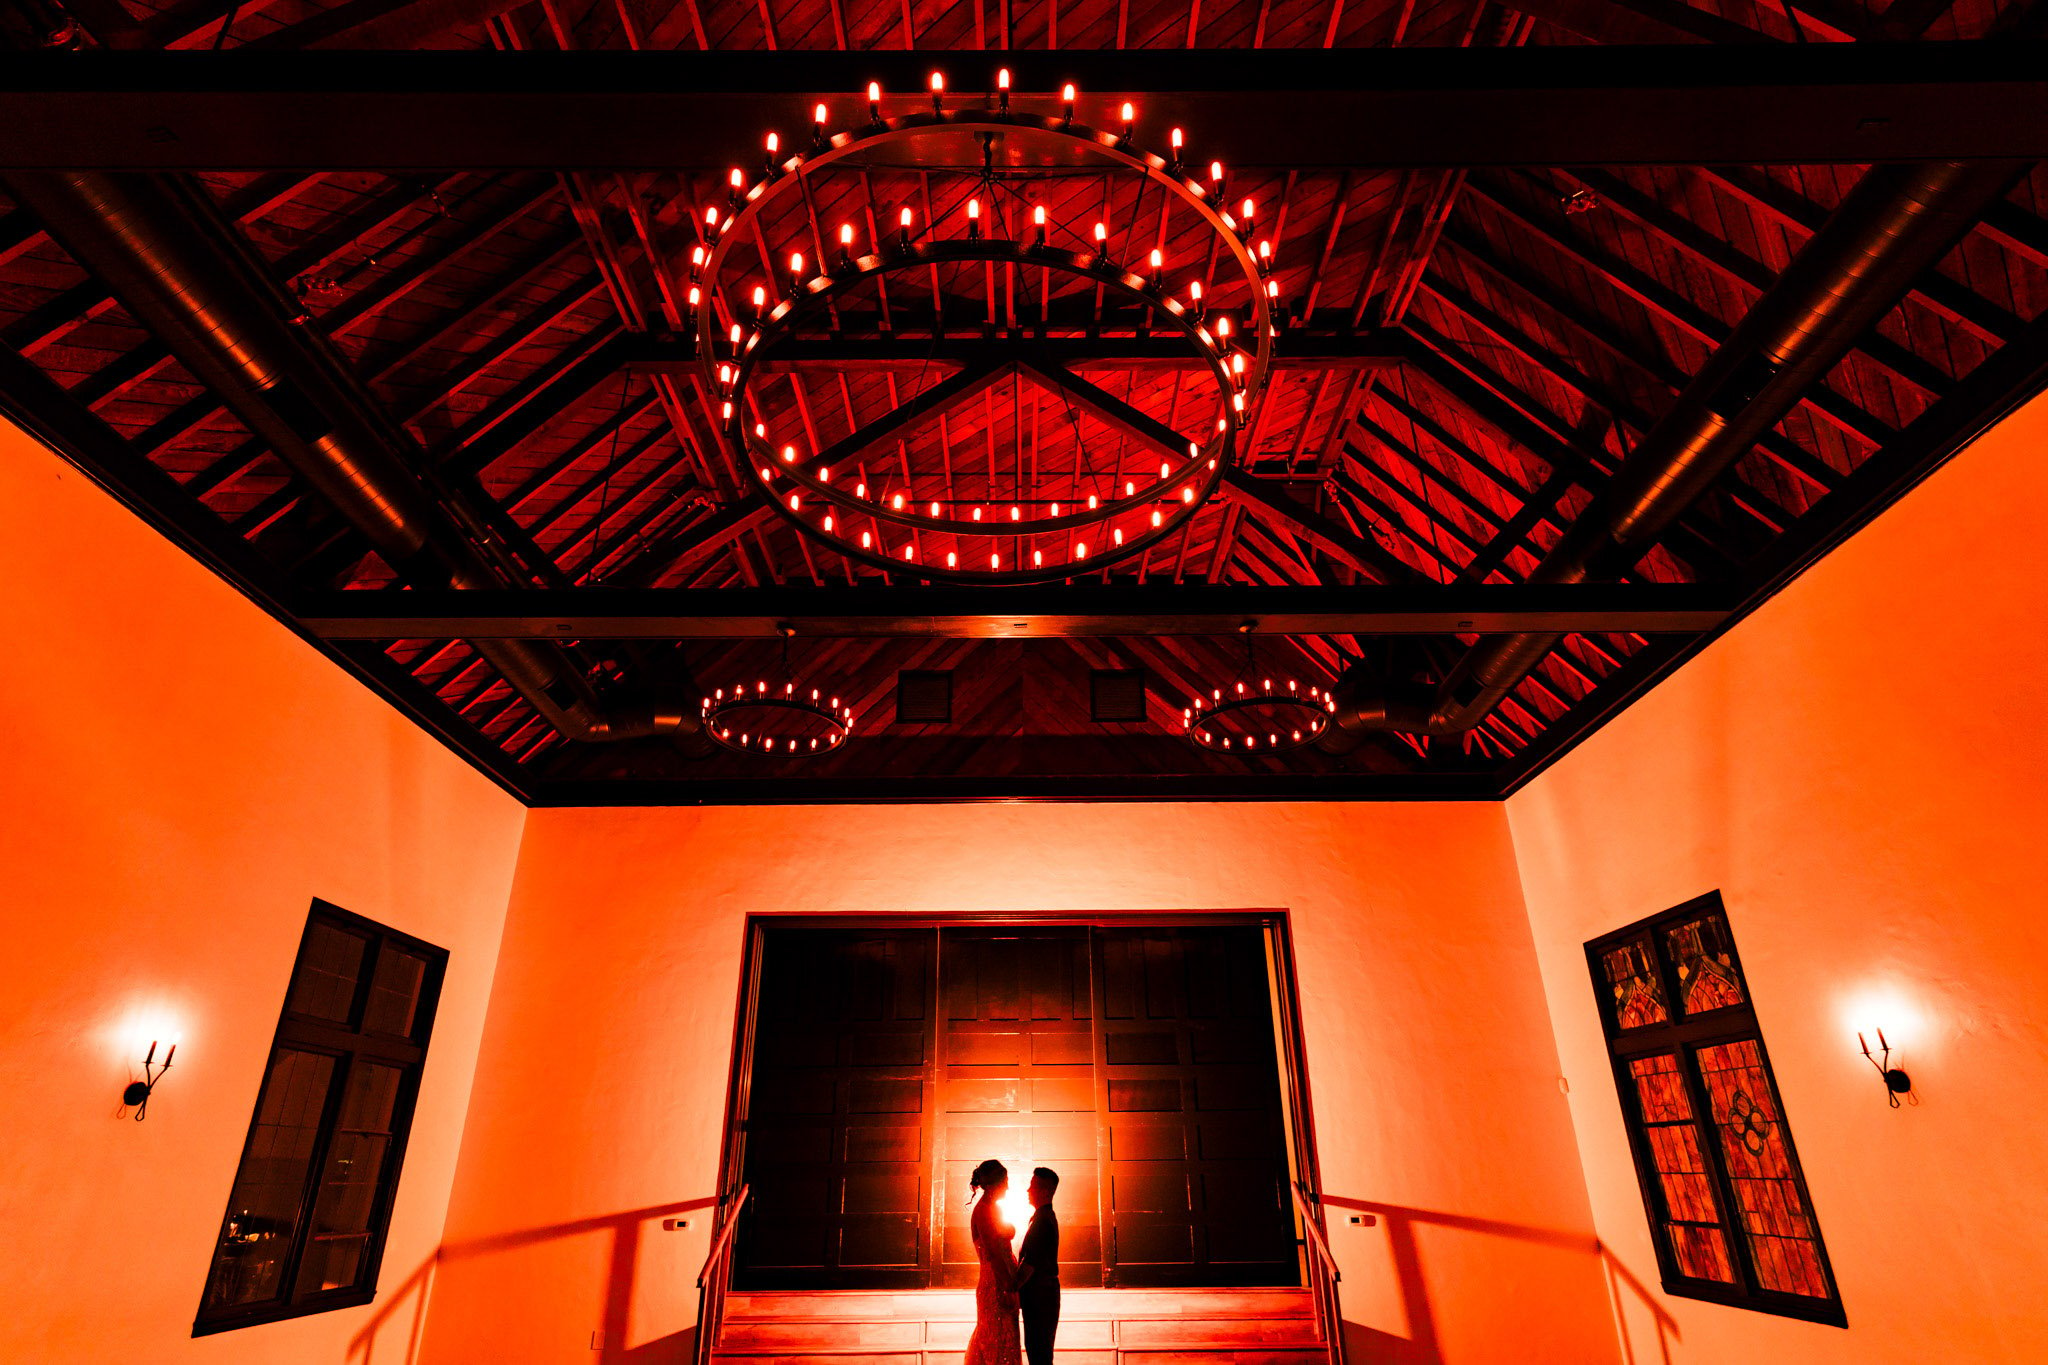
[711,911,1328,1293]
[192,900,448,1337]
[1586,891,1846,1328]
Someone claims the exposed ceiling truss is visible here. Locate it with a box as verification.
[1,0,2046,802]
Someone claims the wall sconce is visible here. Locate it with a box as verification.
[1857,1030,1913,1108]
[123,1039,175,1121]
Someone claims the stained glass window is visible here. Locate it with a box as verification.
[1629,1054,1736,1283]
[1665,913,1747,1015]
[196,902,447,1336]
[1586,894,1842,1327]
[1602,940,1668,1029]
[1698,1042,1830,1299]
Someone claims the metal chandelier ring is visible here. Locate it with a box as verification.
[691,105,1274,584]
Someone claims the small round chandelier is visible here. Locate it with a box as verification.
[700,631,855,758]
[691,71,1278,584]
[1183,625,1336,755]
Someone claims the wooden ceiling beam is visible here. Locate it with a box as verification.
[9,45,2046,169]
[295,582,1738,640]
[621,332,1407,373]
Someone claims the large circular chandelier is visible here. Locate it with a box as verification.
[691,72,1278,584]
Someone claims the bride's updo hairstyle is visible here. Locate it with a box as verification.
[968,1158,1008,1204]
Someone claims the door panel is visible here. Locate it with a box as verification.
[736,928,935,1288]
[937,929,1103,1287]
[1096,927,1298,1286]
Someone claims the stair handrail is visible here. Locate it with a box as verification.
[697,1182,750,1288]
[1292,1184,1347,1365]
[1291,1184,1340,1282]
[692,1182,750,1365]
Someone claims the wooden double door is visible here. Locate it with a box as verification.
[734,922,1301,1290]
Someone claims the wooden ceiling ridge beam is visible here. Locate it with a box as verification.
[620,332,1408,372]
[12,44,2048,169]
[295,581,1740,641]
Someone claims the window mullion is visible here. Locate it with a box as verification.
[1680,1037,1766,1299]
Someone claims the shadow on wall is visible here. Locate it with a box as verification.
[347,1197,719,1365]
[347,1194,1676,1364]
[1323,1197,1679,1365]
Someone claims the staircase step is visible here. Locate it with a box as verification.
[714,1286,1328,1365]
[723,1288,1316,1322]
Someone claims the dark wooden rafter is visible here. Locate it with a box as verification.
[296,582,1738,640]
[3,21,2044,800]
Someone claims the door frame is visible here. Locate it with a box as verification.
[711,910,1328,1291]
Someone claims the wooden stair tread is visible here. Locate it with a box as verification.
[724,1288,1315,1321]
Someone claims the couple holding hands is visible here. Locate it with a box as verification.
[963,1160,1061,1365]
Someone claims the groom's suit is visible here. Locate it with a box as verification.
[1017,1206,1060,1365]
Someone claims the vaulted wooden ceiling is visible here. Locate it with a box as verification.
[2,0,2046,802]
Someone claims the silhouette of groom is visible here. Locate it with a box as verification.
[1015,1167,1060,1365]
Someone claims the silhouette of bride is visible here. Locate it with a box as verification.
[963,1159,1022,1365]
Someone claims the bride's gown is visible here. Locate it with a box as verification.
[963,1198,1021,1365]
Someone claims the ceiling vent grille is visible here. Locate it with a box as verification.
[1090,669,1148,723]
[896,670,953,724]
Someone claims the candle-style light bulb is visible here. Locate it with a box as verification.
[997,67,1011,112]
[1148,247,1163,287]
[966,197,982,239]
[813,103,829,146]
[1093,220,1109,261]
[1061,82,1076,123]
[752,284,767,318]
[705,205,720,229]
[838,222,855,266]
[789,251,805,288]
[1258,239,1273,273]
[930,71,946,114]
[687,284,701,313]
[1210,161,1226,198]
[1170,127,1185,160]
[1241,197,1256,235]
[1216,313,1233,340]
[728,168,745,207]
[690,244,706,278]
[1032,204,1048,247]
[1189,278,1204,319]
[868,81,883,123]
[764,131,781,170]
[1120,101,1135,139]
[899,205,914,250]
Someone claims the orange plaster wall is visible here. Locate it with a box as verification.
[1507,391,2048,1363]
[0,421,528,1360]
[425,801,1619,1365]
